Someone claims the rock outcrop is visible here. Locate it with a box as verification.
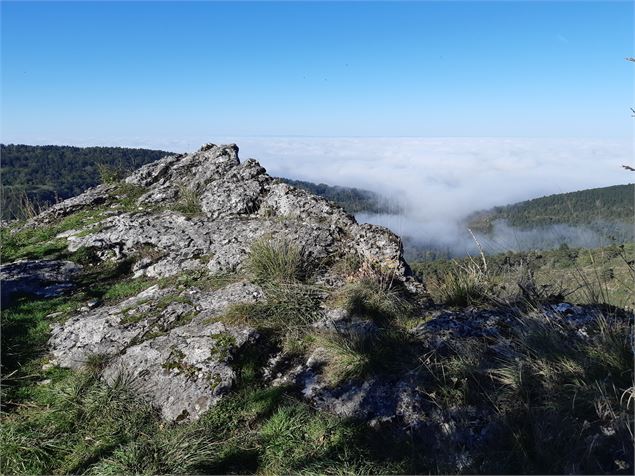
[29,143,421,421]
[36,144,419,289]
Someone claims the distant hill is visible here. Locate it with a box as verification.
[467,184,634,232]
[0,144,388,220]
[1,144,171,220]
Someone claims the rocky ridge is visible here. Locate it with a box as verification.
[3,143,631,474]
[15,143,422,423]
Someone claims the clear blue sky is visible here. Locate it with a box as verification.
[1,1,633,147]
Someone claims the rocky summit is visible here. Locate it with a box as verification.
[15,144,421,422]
[2,143,631,475]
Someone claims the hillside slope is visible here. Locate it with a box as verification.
[1,143,631,475]
[468,183,634,231]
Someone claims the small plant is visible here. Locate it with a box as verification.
[173,184,202,217]
[96,163,123,184]
[438,260,493,307]
[246,237,305,284]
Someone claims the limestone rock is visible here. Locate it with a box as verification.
[49,281,262,421]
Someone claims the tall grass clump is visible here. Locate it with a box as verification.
[0,367,159,475]
[439,259,494,307]
[317,329,417,385]
[88,425,218,475]
[335,263,413,323]
[246,237,305,284]
[221,282,323,329]
[173,184,202,217]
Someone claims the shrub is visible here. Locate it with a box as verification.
[96,163,123,184]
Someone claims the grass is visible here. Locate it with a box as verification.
[436,259,496,307]
[317,328,419,385]
[172,184,202,217]
[219,281,323,328]
[0,210,104,262]
[334,275,414,324]
[246,237,306,284]
[413,243,635,309]
[0,181,150,263]
[488,312,633,474]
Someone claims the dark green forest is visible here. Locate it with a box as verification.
[1,145,170,220]
[468,184,634,231]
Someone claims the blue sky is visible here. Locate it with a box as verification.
[1,1,633,146]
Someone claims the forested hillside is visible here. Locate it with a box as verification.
[1,145,170,219]
[468,184,634,231]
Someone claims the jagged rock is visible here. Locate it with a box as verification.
[0,259,82,308]
[49,281,263,421]
[34,143,424,422]
[28,183,117,225]
[48,144,420,289]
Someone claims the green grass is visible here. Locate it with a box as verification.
[437,260,494,307]
[246,237,306,284]
[0,209,108,262]
[317,328,419,386]
[219,282,323,329]
[101,278,156,301]
[172,185,202,217]
[334,275,414,324]
[413,243,635,309]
